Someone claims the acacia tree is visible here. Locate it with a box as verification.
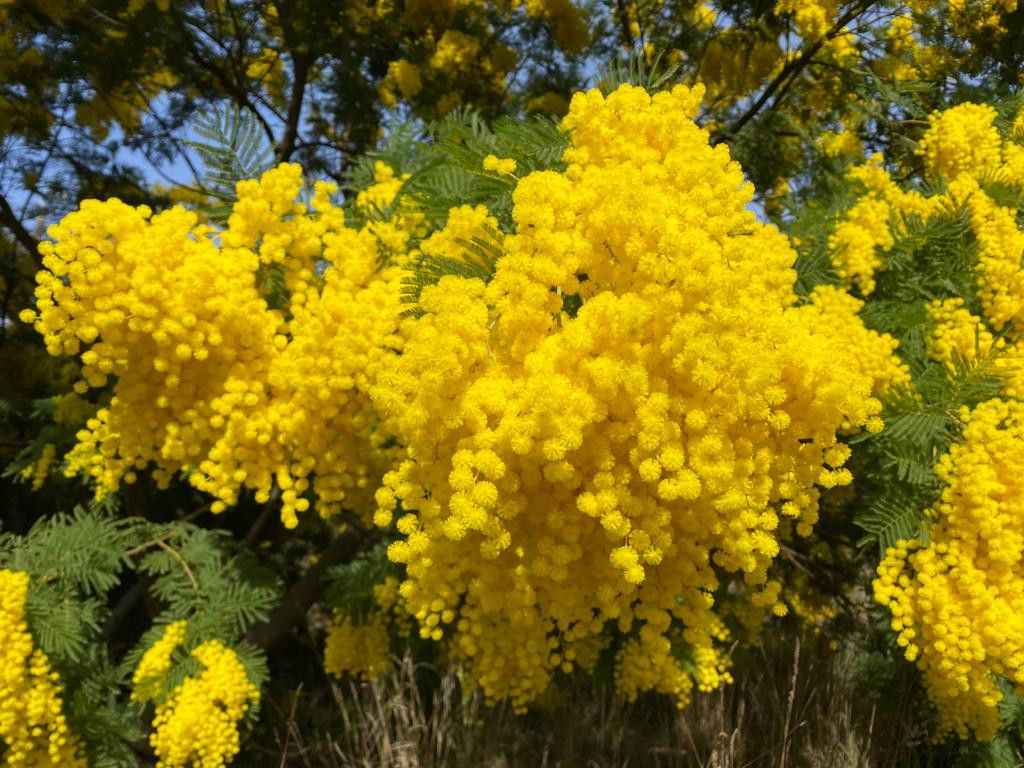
[5,0,1024,765]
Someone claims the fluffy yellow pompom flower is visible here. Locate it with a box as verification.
[150,640,260,768]
[483,154,517,175]
[873,399,1024,740]
[0,569,87,767]
[373,83,903,711]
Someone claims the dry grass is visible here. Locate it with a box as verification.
[252,619,961,768]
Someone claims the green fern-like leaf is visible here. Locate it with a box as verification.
[855,490,930,550]
[65,650,143,768]
[324,542,394,624]
[405,109,567,228]
[595,48,680,95]
[400,226,504,316]
[187,104,274,222]
[136,524,280,642]
[853,347,1012,550]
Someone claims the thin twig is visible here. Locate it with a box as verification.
[156,538,199,589]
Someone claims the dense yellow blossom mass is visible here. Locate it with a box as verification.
[0,569,86,768]
[371,83,903,711]
[26,80,1024,736]
[323,613,392,681]
[21,163,405,528]
[874,399,1024,740]
[149,640,260,768]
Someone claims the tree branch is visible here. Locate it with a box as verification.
[276,52,313,162]
[723,1,875,138]
[246,527,364,651]
[174,15,279,150]
[243,486,281,546]
[0,192,41,267]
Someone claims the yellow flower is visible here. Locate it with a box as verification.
[482,154,517,175]
[133,620,188,703]
[0,569,87,767]
[917,102,1002,182]
[23,443,57,491]
[323,614,392,680]
[819,129,863,158]
[774,0,839,41]
[386,59,422,99]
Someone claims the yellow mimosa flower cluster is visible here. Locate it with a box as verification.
[356,161,427,258]
[818,128,863,158]
[795,285,911,397]
[959,178,1024,336]
[323,577,409,680]
[838,100,1024,742]
[132,620,188,703]
[829,103,1024,309]
[51,392,95,426]
[883,15,921,82]
[0,569,86,768]
[379,59,423,107]
[925,298,1024,397]
[19,443,56,491]
[418,204,501,266]
[22,163,405,528]
[482,154,517,175]
[149,640,260,768]
[874,399,1024,740]
[774,0,839,41]
[371,83,902,711]
[828,154,938,295]
[324,614,391,681]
